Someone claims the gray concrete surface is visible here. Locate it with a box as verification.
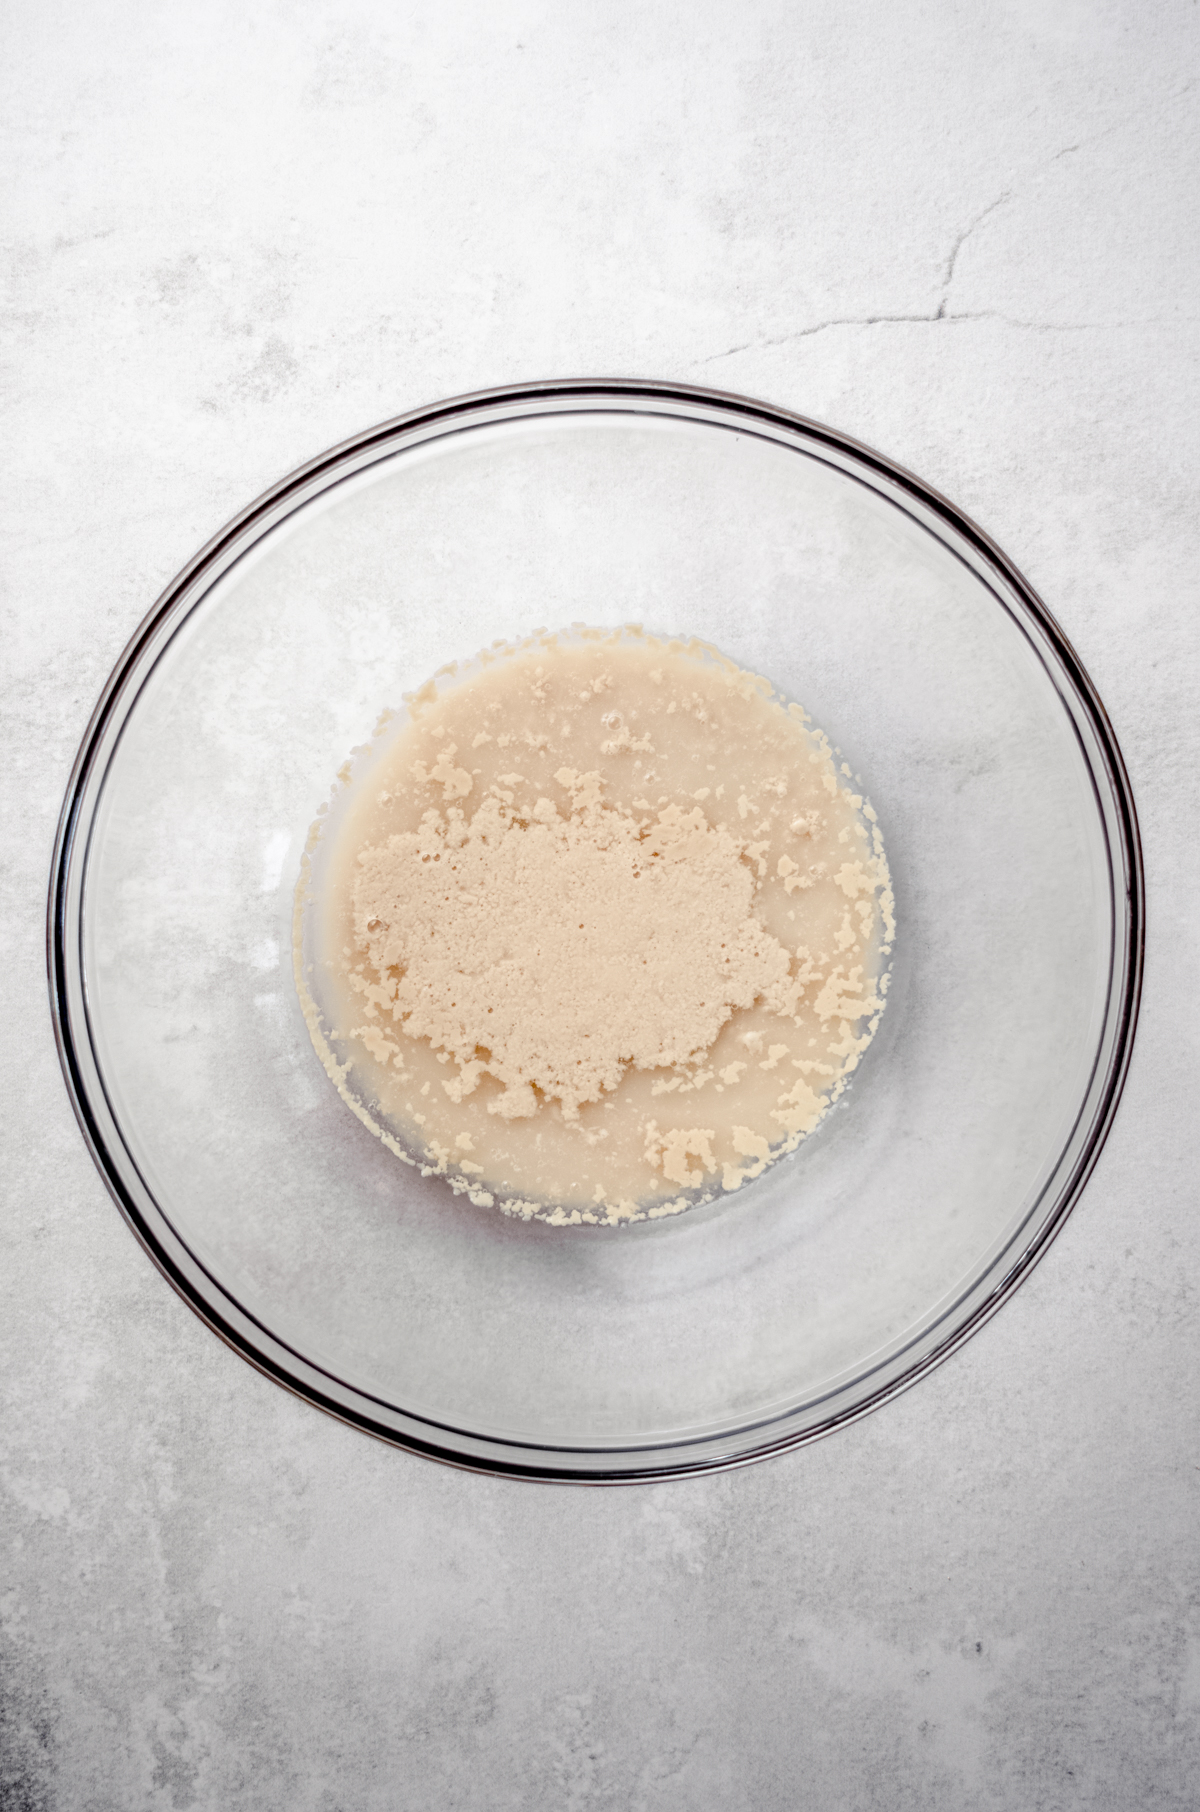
[3,2,1199,1807]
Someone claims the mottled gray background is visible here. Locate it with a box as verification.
[3,3,1199,1808]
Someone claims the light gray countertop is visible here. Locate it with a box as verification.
[3,4,1198,1807]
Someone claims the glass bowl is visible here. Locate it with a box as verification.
[49,381,1143,1480]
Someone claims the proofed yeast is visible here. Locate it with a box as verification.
[296,628,894,1225]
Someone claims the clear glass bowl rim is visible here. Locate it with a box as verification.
[47,377,1145,1482]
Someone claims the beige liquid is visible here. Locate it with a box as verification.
[295,627,894,1225]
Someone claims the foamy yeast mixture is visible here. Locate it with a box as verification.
[295,627,894,1225]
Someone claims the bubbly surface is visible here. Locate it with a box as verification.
[296,628,894,1224]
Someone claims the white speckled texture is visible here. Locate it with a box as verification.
[2,2,1198,1807]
